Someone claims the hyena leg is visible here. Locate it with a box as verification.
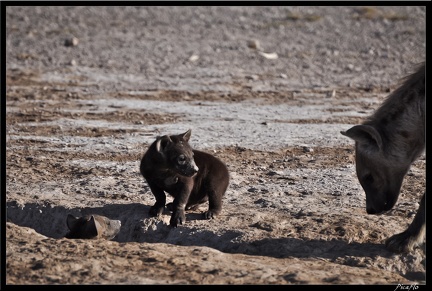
[148,183,166,217]
[203,190,223,220]
[385,192,425,253]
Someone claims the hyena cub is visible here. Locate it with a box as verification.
[140,129,229,227]
[65,214,121,240]
[341,62,425,253]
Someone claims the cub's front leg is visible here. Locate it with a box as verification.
[147,182,167,217]
[169,181,194,227]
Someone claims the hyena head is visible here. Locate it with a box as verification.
[155,129,199,177]
[65,214,121,240]
[341,125,409,214]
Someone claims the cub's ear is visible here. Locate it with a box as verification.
[66,214,79,230]
[182,129,192,142]
[89,215,101,237]
[155,135,172,153]
[78,215,98,239]
[341,125,383,151]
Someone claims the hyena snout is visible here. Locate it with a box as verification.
[367,204,393,215]
[366,193,397,215]
[366,205,380,215]
[181,161,199,177]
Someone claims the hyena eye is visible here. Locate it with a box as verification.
[363,174,374,184]
[177,155,186,165]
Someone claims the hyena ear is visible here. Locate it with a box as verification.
[155,135,172,153]
[75,215,99,238]
[66,214,79,230]
[341,125,383,151]
[181,129,192,142]
[88,215,101,237]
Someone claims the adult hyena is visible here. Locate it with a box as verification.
[341,62,425,253]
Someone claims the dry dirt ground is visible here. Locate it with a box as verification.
[3,6,426,286]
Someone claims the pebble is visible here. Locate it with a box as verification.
[64,37,79,47]
[303,146,313,153]
[188,54,199,62]
[247,39,261,50]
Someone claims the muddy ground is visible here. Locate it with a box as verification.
[4,6,426,285]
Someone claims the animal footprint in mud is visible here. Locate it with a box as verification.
[65,214,121,240]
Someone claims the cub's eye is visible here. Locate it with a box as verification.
[177,155,186,165]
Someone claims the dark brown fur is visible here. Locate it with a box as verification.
[341,62,425,253]
[65,214,121,240]
[140,129,230,227]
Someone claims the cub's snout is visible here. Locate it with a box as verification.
[177,159,199,177]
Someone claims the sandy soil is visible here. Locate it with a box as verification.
[4,6,426,285]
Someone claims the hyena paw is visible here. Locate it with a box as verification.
[149,205,164,217]
[166,203,174,212]
[170,211,186,227]
[385,231,418,253]
[202,210,219,220]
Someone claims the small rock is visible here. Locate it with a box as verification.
[247,39,261,50]
[188,54,199,62]
[326,90,336,98]
[258,51,278,60]
[303,146,313,153]
[246,75,259,81]
[64,37,79,47]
